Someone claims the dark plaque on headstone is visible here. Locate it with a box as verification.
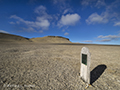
[82,54,87,65]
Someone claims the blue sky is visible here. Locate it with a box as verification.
[0,0,120,45]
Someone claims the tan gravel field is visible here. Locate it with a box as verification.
[0,42,120,90]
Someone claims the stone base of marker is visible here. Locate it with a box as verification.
[85,84,92,89]
[80,47,91,85]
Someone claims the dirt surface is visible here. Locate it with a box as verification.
[0,42,120,90]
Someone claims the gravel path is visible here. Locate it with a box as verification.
[0,43,120,90]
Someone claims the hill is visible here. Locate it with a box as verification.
[0,33,31,42]
[0,33,71,43]
[30,36,71,43]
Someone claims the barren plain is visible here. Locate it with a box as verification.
[0,42,120,90]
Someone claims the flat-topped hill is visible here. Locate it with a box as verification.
[30,36,71,43]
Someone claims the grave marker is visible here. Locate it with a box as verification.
[80,47,91,84]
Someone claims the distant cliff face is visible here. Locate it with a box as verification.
[30,36,71,43]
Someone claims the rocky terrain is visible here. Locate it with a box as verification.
[0,33,120,90]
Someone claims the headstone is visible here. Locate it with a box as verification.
[80,47,91,84]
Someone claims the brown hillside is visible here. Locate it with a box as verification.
[0,33,31,42]
[30,36,71,43]
[0,33,71,43]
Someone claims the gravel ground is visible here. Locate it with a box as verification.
[0,42,120,90]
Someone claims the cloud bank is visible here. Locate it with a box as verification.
[97,34,120,42]
[10,5,51,32]
[10,15,50,31]
[86,13,108,24]
[81,0,106,8]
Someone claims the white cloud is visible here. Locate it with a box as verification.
[39,30,43,33]
[86,13,108,24]
[0,30,9,33]
[81,0,91,6]
[85,0,120,25]
[10,6,52,32]
[82,40,93,43]
[63,9,69,14]
[105,0,120,22]
[81,0,106,8]
[52,0,59,4]
[10,15,24,22]
[36,17,50,29]
[114,22,120,26]
[34,5,46,15]
[95,0,106,8]
[34,5,52,20]
[22,27,35,32]
[62,29,65,32]
[98,35,120,39]
[63,8,72,14]
[98,39,111,42]
[52,0,66,5]
[9,22,15,24]
[64,32,69,35]
[10,15,50,31]
[58,13,81,27]
[97,34,120,42]
[52,0,71,14]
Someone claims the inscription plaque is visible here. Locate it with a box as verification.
[82,54,87,65]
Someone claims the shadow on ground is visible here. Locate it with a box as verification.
[90,64,107,84]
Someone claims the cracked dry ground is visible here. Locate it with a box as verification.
[0,43,120,90]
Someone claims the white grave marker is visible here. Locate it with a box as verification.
[80,47,91,84]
